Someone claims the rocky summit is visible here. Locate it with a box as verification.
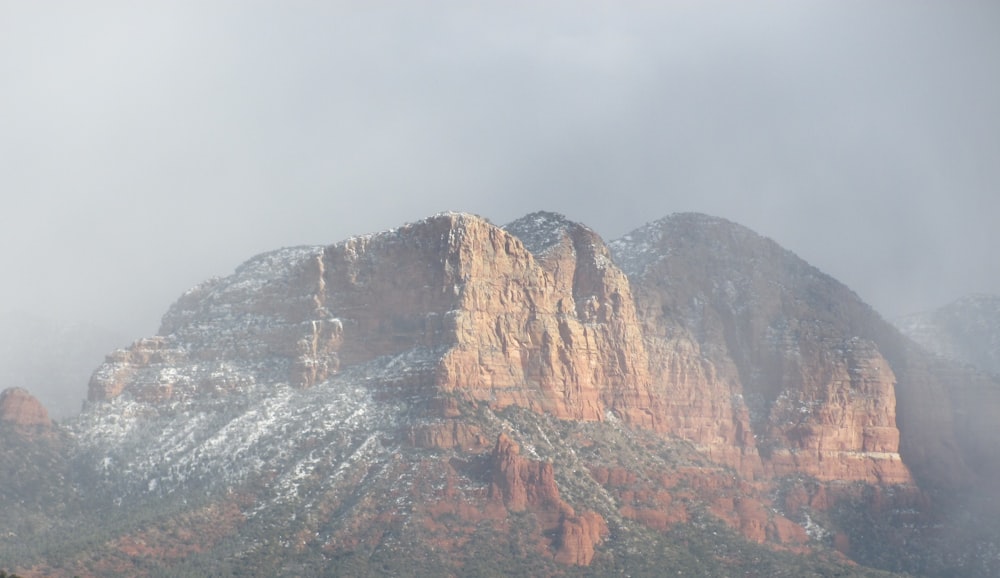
[2,211,999,577]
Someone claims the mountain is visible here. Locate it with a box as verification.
[896,294,1000,376]
[2,211,998,577]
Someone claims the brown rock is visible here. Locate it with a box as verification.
[760,340,912,484]
[768,515,809,545]
[0,387,52,430]
[488,433,562,512]
[486,433,607,565]
[316,212,663,426]
[434,213,657,424]
[88,336,184,401]
[734,497,769,543]
[554,510,608,566]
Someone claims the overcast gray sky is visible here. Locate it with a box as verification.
[2,0,998,342]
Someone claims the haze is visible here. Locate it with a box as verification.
[2,0,999,344]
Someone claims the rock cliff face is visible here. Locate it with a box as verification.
[88,213,661,429]
[609,214,914,485]
[11,210,997,577]
[499,213,659,427]
[88,245,335,403]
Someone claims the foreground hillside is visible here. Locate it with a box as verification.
[2,211,998,577]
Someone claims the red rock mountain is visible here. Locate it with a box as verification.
[4,211,999,577]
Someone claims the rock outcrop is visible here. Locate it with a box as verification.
[0,387,52,432]
[489,433,563,512]
[489,433,607,565]
[554,510,608,566]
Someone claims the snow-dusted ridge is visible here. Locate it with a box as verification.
[503,210,581,256]
[74,354,417,507]
[608,213,746,278]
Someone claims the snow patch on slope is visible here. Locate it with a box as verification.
[74,355,415,507]
[503,211,576,256]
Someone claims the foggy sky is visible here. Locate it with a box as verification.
[2,1,999,343]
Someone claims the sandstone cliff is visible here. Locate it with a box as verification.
[610,213,1000,490]
[609,214,914,485]
[88,212,662,429]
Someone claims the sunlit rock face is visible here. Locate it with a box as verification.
[87,212,662,427]
[326,211,658,423]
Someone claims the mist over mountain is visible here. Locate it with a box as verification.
[2,211,998,577]
[0,314,128,419]
[896,294,1000,377]
[3,1,999,347]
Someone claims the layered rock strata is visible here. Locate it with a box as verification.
[88,213,660,429]
[88,211,924,488]
[610,214,914,485]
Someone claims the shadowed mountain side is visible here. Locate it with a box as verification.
[610,213,1000,490]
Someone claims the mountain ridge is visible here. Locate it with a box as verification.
[3,210,998,577]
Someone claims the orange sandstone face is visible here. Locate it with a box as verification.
[0,387,51,429]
